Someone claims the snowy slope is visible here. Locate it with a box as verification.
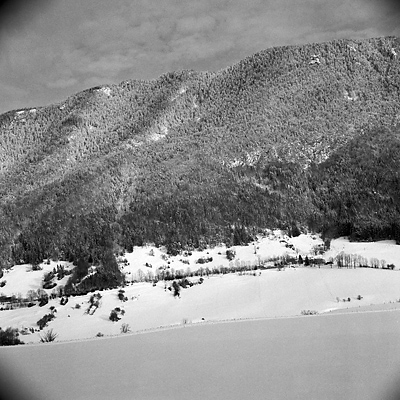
[1,233,400,344]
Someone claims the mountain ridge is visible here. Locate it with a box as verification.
[0,36,400,286]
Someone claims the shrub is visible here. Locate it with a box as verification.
[196,257,213,264]
[96,332,104,337]
[118,290,125,301]
[121,323,131,333]
[43,281,57,290]
[109,309,120,322]
[226,249,236,261]
[179,278,192,288]
[40,329,58,343]
[301,310,318,315]
[43,271,55,282]
[0,327,24,346]
[75,303,81,309]
[37,313,55,330]
[38,296,49,307]
[0,280,6,287]
[172,281,181,297]
[60,296,69,305]
[32,264,43,271]
[87,293,102,315]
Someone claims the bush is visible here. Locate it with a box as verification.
[118,290,125,301]
[121,323,131,333]
[86,293,102,315]
[301,310,318,315]
[196,257,213,264]
[40,329,58,342]
[226,249,236,261]
[38,296,49,307]
[0,280,6,287]
[43,281,57,290]
[43,271,55,282]
[96,332,104,337]
[179,278,193,288]
[0,327,24,346]
[109,309,120,322]
[172,281,181,297]
[37,313,55,330]
[60,296,69,305]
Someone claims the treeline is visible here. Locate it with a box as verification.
[309,126,400,242]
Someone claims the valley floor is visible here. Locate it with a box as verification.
[2,308,400,400]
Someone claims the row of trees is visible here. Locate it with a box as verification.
[335,252,396,269]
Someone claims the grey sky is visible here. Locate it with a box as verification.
[0,0,399,114]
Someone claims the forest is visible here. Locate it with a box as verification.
[0,36,399,291]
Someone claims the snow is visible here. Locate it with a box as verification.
[96,87,112,96]
[325,237,400,267]
[2,310,400,400]
[1,234,400,345]
[2,234,400,399]
[0,260,73,298]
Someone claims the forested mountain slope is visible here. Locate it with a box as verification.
[1,36,400,279]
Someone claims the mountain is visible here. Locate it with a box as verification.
[0,36,400,283]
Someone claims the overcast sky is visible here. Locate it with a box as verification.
[0,0,399,114]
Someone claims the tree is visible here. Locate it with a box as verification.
[37,313,55,330]
[0,327,24,346]
[226,249,236,261]
[172,281,181,298]
[109,309,120,322]
[26,289,37,302]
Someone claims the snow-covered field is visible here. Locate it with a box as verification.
[1,233,400,399]
[2,310,400,400]
[0,234,399,344]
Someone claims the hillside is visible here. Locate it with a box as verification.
[0,36,400,283]
[2,235,400,345]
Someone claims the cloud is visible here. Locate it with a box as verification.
[0,0,399,114]
[176,15,217,35]
[46,77,79,89]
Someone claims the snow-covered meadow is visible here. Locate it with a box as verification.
[1,233,400,344]
[2,309,400,400]
[1,233,400,399]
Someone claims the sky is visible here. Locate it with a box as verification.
[0,0,399,114]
